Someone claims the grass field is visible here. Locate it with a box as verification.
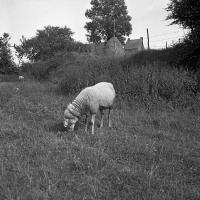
[0,79,200,200]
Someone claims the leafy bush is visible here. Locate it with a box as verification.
[30,62,52,80]
[22,58,61,81]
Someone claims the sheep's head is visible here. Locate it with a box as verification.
[64,109,78,131]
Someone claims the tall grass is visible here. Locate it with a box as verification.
[58,53,197,110]
[20,49,197,108]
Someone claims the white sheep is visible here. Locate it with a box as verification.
[18,76,24,81]
[64,82,116,134]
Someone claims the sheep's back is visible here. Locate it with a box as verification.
[87,82,115,108]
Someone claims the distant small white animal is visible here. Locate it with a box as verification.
[64,82,116,134]
[18,76,24,81]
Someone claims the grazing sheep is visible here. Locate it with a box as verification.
[64,82,116,134]
[18,76,24,81]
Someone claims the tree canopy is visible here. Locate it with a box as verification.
[166,0,200,69]
[166,0,200,31]
[166,0,200,45]
[0,33,15,74]
[85,0,132,44]
[15,26,75,62]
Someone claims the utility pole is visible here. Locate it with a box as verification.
[147,28,150,50]
[166,41,168,49]
[113,18,116,37]
[113,18,116,50]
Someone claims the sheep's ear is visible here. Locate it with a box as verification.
[64,109,69,117]
[71,123,75,130]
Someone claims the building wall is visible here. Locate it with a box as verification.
[124,37,144,56]
[125,48,138,56]
[90,38,125,57]
[106,44,125,56]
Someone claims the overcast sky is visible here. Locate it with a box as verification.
[1,0,186,49]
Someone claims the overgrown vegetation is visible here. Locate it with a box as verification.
[20,53,66,81]
[56,52,197,111]
[20,48,198,111]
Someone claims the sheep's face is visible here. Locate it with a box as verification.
[64,117,78,131]
[64,108,79,131]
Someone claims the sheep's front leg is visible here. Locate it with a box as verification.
[91,114,96,135]
[108,108,112,128]
[85,114,89,132]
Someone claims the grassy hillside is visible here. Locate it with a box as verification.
[1,51,200,199]
[1,80,200,200]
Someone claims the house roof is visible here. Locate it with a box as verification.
[124,38,144,50]
[106,37,123,48]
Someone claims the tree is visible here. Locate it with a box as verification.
[166,0,200,69]
[166,0,200,31]
[166,0,200,45]
[0,33,15,74]
[15,26,74,62]
[85,0,132,44]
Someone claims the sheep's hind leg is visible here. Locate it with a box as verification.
[108,107,112,128]
[100,108,104,128]
[91,114,96,135]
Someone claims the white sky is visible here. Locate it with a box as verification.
[0,0,187,49]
